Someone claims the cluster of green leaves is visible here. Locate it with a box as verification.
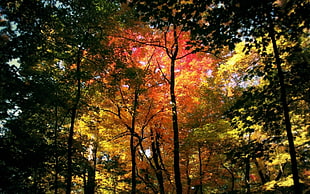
[0,0,123,193]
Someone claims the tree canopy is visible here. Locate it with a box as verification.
[0,0,309,193]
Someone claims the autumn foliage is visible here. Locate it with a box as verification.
[0,0,309,193]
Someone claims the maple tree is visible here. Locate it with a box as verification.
[76,27,168,193]
[1,0,309,193]
[123,29,219,193]
[74,26,220,193]
[131,0,309,193]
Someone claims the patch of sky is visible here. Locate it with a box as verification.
[0,120,8,137]
[7,106,22,117]
[56,60,66,71]
[139,148,151,157]
[139,61,147,66]
[205,69,213,76]
[8,58,20,68]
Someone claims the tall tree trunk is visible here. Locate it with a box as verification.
[66,48,82,194]
[130,90,139,194]
[266,5,300,193]
[169,27,182,194]
[171,58,182,193]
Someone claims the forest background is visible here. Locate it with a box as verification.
[0,0,309,193]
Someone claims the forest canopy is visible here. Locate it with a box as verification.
[0,0,309,193]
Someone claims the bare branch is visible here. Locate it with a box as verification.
[102,109,119,117]
[109,131,131,141]
[111,35,166,49]
[141,108,164,132]
[156,60,170,84]
[176,50,196,60]
[163,28,172,58]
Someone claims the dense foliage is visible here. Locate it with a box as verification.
[0,0,309,193]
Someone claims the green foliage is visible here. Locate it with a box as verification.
[0,0,123,192]
[224,34,310,192]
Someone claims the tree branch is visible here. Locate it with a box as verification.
[156,60,170,84]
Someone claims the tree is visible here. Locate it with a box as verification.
[1,0,308,193]
[0,1,64,192]
[126,2,205,191]
[186,1,309,193]
[0,0,120,193]
[77,27,167,193]
[224,38,310,192]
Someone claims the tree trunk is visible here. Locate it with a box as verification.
[54,103,59,194]
[254,159,267,184]
[245,156,250,194]
[198,144,203,194]
[66,48,82,194]
[266,5,300,193]
[169,27,182,194]
[151,129,165,194]
[185,155,191,194]
[171,59,182,193]
[130,132,137,194]
[85,144,97,194]
[85,166,96,194]
[222,164,235,193]
[66,107,76,194]
[130,90,139,194]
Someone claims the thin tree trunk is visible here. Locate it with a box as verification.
[171,58,182,193]
[54,100,59,194]
[66,107,77,194]
[266,5,300,193]
[130,90,139,194]
[130,132,136,194]
[151,129,165,194]
[185,155,191,194]
[222,164,235,193]
[66,48,82,194]
[169,26,182,194]
[245,156,250,194]
[198,144,203,194]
